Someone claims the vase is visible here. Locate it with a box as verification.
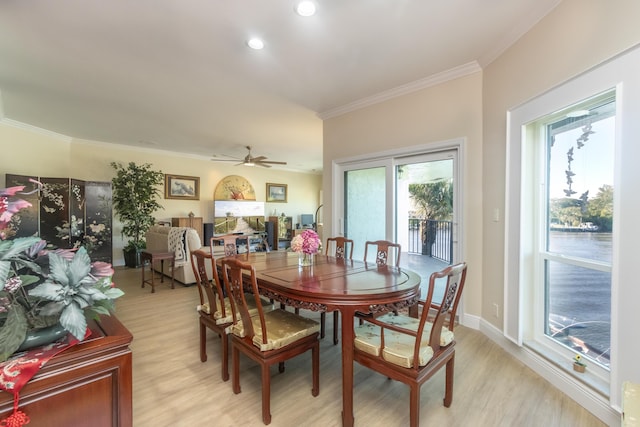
[298,253,314,267]
[17,324,68,352]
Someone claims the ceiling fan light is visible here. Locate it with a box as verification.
[295,1,316,17]
[244,161,255,166]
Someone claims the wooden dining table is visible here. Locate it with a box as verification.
[220,251,421,427]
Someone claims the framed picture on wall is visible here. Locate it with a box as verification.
[165,174,200,200]
[266,183,287,203]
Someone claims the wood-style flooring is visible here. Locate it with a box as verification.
[112,266,606,427]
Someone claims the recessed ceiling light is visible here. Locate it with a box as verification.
[247,38,264,50]
[295,1,316,17]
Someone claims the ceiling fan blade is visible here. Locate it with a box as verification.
[210,158,240,162]
[258,160,287,165]
[252,156,267,162]
[255,162,272,168]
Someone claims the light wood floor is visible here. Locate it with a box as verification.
[113,266,606,427]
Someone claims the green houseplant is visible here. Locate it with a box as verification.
[110,162,164,268]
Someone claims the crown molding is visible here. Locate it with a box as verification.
[0,118,72,142]
[318,61,482,120]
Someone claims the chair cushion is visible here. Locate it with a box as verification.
[199,296,274,326]
[375,313,454,347]
[232,309,319,351]
[354,313,454,369]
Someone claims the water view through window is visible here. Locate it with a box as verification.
[543,94,614,368]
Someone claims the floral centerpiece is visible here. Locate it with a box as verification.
[0,183,124,362]
[290,229,321,266]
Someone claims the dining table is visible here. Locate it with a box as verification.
[220,250,421,427]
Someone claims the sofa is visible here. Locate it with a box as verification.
[145,225,222,285]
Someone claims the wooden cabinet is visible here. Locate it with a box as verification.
[268,216,293,250]
[171,217,203,242]
[0,315,133,426]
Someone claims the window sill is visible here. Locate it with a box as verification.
[524,340,609,399]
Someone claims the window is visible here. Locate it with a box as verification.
[505,45,640,416]
[536,92,615,370]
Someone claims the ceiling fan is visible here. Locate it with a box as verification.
[211,146,287,168]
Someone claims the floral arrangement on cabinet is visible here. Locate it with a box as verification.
[0,182,124,362]
[290,229,321,266]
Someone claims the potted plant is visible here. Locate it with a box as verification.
[573,354,587,373]
[0,184,124,362]
[110,162,164,268]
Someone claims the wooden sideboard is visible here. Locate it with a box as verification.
[0,315,133,427]
[172,216,204,242]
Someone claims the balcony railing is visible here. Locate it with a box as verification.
[407,219,453,264]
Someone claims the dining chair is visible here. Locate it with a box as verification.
[190,249,234,381]
[191,249,272,381]
[412,262,468,331]
[221,257,320,425]
[325,236,354,260]
[352,262,467,427]
[321,236,354,344]
[363,240,401,266]
[357,240,402,324]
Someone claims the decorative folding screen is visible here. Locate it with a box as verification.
[4,174,113,263]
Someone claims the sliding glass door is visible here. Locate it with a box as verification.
[337,147,460,283]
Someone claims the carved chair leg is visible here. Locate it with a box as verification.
[409,383,420,427]
[444,353,455,407]
[232,346,241,395]
[262,363,272,425]
[199,322,207,362]
[221,332,229,382]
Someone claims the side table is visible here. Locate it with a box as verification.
[141,250,175,293]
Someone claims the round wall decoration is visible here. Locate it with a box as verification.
[214,175,256,200]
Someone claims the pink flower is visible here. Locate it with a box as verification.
[91,261,114,278]
[291,229,321,254]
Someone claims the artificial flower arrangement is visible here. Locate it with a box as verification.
[573,354,587,372]
[0,182,124,362]
[290,229,321,266]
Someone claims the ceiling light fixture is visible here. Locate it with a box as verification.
[247,38,264,50]
[295,1,317,17]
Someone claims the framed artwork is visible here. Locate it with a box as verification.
[165,174,200,200]
[266,183,287,203]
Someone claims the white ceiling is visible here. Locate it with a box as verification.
[0,1,561,173]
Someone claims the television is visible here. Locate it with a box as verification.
[300,214,314,228]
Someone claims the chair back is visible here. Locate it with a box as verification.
[221,257,267,344]
[211,234,250,257]
[364,240,401,266]
[190,249,227,321]
[419,262,467,354]
[439,262,468,331]
[325,236,354,260]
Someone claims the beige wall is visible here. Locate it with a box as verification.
[323,72,484,319]
[1,123,322,265]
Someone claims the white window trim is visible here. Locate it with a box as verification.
[505,44,640,422]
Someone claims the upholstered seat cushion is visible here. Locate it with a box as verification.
[354,313,454,368]
[232,309,320,351]
[199,296,274,325]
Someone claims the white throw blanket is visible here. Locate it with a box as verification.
[168,227,190,267]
